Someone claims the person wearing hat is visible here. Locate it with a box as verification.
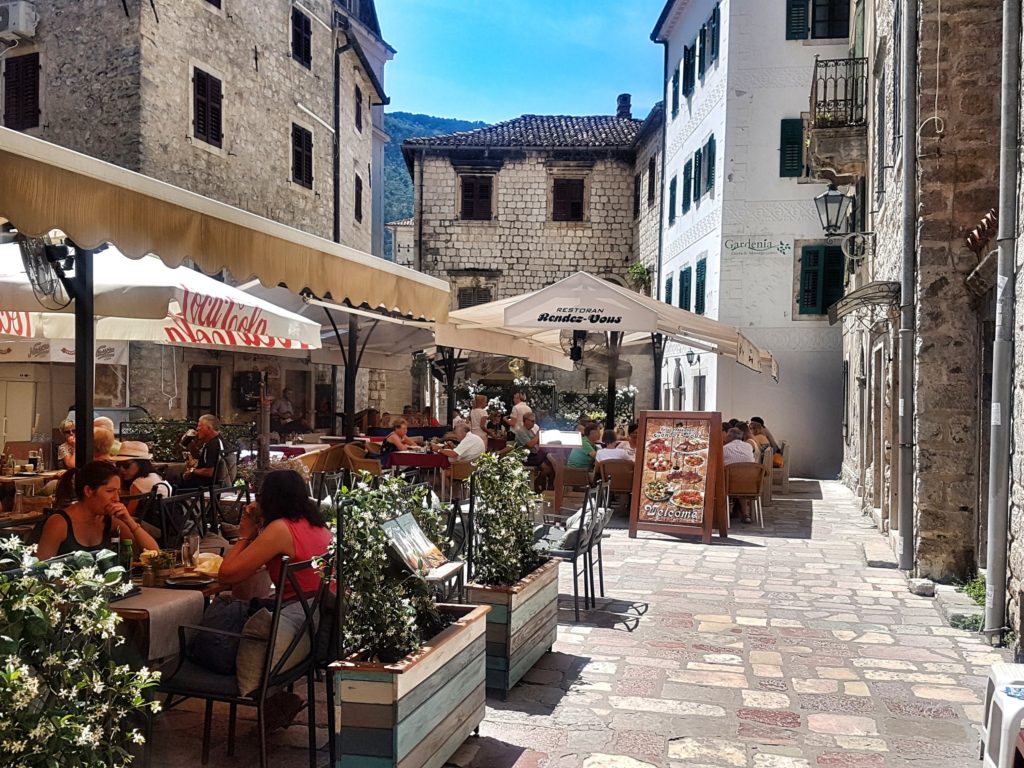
[114,441,171,518]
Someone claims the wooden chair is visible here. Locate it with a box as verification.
[760,448,774,506]
[444,460,474,502]
[343,443,381,477]
[725,462,769,528]
[597,459,635,508]
[323,444,346,472]
[772,440,790,493]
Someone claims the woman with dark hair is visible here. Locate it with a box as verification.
[36,460,159,560]
[218,469,332,601]
[113,441,170,517]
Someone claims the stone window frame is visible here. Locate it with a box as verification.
[453,171,499,225]
[546,166,592,225]
[188,59,226,158]
[0,45,45,136]
[287,114,316,195]
[197,0,226,18]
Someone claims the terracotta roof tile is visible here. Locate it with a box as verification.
[404,114,643,150]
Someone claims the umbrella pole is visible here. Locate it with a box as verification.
[605,332,621,430]
[65,245,95,467]
[344,314,358,440]
[651,333,665,409]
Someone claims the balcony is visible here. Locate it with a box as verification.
[807,57,868,184]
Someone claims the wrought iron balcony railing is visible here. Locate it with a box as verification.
[811,57,868,129]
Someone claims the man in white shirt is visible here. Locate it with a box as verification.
[506,392,532,430]
[595,428,632,464]
[723,427,755,465]
[433,423,485,463]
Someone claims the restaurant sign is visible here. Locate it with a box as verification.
[504,296,657,331]
[0,339,129,365]
[723,237,793,257]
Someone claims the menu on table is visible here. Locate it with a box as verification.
[629,410,725,543]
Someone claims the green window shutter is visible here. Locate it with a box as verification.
[668,176,677,225]
[786,0,809,39]
[711,4,721,61]
[779,118,804,177]
[705,135,716,193]
[682,46,695,96]
[698,24,707,77]
[671,67,680,116]
[693,148,703,201]
[680,267,692,311]
[823,245,846,309]
[682,160,692,212]
[665,275,673,305]
[798,245,825,314]
[695,258,707,315]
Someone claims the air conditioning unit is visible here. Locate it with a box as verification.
[0,1,38,42]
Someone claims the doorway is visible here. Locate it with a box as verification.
[285,370,311,430]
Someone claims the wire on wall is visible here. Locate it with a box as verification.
[918,0,945,141]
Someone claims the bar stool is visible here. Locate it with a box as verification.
[983,683,1024,767]
[981,664,1024,759]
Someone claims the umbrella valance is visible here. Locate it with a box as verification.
[0,128,450,322]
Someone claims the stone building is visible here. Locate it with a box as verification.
[815,0,1001,580]
[400,97,664,410]
[0,0,397,428]
[386,217,415,268]
[652,0,845,479]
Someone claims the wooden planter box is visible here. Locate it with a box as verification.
[465,558,559,694]
[330,603,490,768]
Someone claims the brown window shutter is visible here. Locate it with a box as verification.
[553,178,585,221]
[460,176,475,219]
[193,69,208,142]
[208,75,223,147]
[3,52,40,130]
[355,85,363,130]
[355,175,363,221]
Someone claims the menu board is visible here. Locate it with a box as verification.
[628,410,726,543]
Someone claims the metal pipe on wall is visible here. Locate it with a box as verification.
[896,0,919,571]
[983,0,1022,644]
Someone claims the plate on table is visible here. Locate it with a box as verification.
[14,472,39,477]
[164,575,214,588]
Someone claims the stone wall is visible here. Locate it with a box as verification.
[633,119,663,292]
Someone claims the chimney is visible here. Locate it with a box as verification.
[616,93,632,119]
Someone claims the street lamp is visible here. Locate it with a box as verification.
[814,183,854,235]
[685,349,701,366]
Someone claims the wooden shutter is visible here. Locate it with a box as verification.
[710,4,721,61]
[355,85,363,131]
[461,176,491,220]
[3,53,39,131]
[786,0,809,39]
[291,123,313,188]
[633,174,641,219]
[692,148,703,201]
[647,156,656,204]
[705,135,716,193]
[779,118,803,177]
[823,245,846,309]
[798,245,824,314]
[208,75,223,147]
[682,160,692,213]
[665,275,673,306]
[193,69,209,143]
[668,176,677,225]
[355,175,363,221]
[695,258,707,315]
[671,67,680,116]
[553,178,584,221]
[680,266,692,311]
[698,24,707,77]
[292,7,312,68]
[682,46,695,96]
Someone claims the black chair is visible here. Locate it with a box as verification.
[541,484,598,621]
[153,556,331,768]
[207,484,250,534]
[587,480,614,605]
[157,489,208,548]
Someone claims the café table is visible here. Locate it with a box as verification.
[112,585,208,663]
[0,470,62,495]
[389,450,449,486]
[269,443,330,457]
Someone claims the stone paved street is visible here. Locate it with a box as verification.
[149,480,1007,767]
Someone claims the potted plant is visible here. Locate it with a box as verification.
[465,450,559,695]
[0,541,161,767]
[329,473,489,768]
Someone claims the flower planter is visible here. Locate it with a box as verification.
[330,603,490,768]
[465,557,559,695]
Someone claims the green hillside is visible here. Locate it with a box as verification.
[384,112,487,258]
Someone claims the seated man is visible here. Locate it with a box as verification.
[513,412,551,491]
[567,423,602,470]
[432,422,485,463]
[723,427,756,524]
[180,414,226,488]
[271,388,311,435]
[595,429,632,463]
[749,416,782,463]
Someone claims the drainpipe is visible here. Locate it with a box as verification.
[896,0,919,571]
[984,0,1021,644]
[333,16,353,244]
[653,39,670,409]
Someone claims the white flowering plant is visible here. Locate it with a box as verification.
[331,473,447,664]
[0,541,160,767]
[471,450,546,587]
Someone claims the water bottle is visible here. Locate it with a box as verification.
[110,525,121,559]
[13,489,23,514]
[120,539,134,575]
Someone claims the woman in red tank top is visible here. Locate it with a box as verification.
[219,469,331,601]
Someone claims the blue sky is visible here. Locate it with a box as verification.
[376,0,667,123]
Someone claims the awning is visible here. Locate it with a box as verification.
[828,280,900,325]
[0,127,450,322]
[449,272,778,377]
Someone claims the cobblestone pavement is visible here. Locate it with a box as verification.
[149,480,1007,767]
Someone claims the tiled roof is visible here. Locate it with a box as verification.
[404,114,643,150]
[386,217,414,226]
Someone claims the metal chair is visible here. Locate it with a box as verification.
[541,484,598,621]
[157,489,208,547]
[443,460,474,502]
[154,556,330,768]
[587,480,615,603]
[725,462,769,528]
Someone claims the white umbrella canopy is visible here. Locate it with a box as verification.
[0,242,322,350]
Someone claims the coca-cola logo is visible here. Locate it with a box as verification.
[178,287,269,336]
[162,315,310,350]
[0,311,32,338]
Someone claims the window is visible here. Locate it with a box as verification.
[668,176,677,225]
[460,175,492,221]
[192,68,223,148]
[785,0,809,39]
[703,135,716,194]
[633,174,641,219]
[892,0,902,154]
[291,123,313,188]
[671,67,680,117]
[355,85,363,131]
[698,24,708,78]
[779,118,803,177]
[665,275,673,306]
[291,7,312,68]
[682,45,696,96]
[205,0,221,6]
[798,245,845,314]
[875,75,886,198]
[458,286,492,309]
[692,148,703,202]
[811,0,850,39]
[709,4,721,63]
[679,266,692,311]
[552,178,585,221]
[354,175,363,222]
[3,53,39,131]
[187,366,220,421]
[647,156,657,204]
[695,258,707,315]
[682,160,692,213]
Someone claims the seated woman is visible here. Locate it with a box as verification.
[379,418,418,467]
[485,411,509,440]
[56,418,76,469]
[596,429,632,463]
[217,469,332,601]
[37,461,159,560]
[51,427,118,508]
[113,441,170,518]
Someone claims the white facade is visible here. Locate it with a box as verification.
[655,0,845,479]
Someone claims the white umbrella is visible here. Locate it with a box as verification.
[0,242,321,350]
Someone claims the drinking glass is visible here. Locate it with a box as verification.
[181,532,200,569]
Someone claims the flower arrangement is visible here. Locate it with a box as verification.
[471,450,545,587]
[0,541,160,767]
[331,473,448,663]
[235,455,309,487]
